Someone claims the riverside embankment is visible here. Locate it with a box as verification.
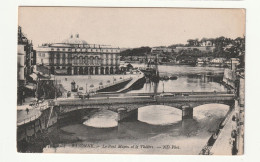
[17,73,145,150]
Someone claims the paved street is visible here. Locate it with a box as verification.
[17,108,41,125]
[55,74,136,93]
[17,97,48,125]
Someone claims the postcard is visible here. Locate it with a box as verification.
[17,7,245,155]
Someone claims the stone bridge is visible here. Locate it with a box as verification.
[52,92,236,121]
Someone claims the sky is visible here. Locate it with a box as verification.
[18,7,245,48]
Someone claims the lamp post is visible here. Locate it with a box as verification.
[54,75,57,100]
[162,81,164,93]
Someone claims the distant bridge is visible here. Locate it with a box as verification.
[51,91,236,121]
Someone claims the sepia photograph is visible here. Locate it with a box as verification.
[17,7,245,155]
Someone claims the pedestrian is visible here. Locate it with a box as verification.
[22,91,25,103]
[26,108,29,115]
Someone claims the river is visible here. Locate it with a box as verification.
[43,64,230,154]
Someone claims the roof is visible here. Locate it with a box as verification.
[62,34,87,45]
[50,43,72,47]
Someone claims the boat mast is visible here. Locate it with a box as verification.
[155,54,159,76]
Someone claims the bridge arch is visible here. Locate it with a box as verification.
[137,105,182,125]
[193,103,233,109]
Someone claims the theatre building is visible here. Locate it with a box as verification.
[36,34,120,75]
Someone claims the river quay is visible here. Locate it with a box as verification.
[17,64,244,154]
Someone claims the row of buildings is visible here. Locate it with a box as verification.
[17,27,122,104]
[196,57,240,68]
[151,40,215,54]
[36,34,121,75]
[17,26,37,104]
[17,26,36,83]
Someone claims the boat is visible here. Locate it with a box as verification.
[169,75,178,80]
[161,75,169,80]
[140,67,157,77]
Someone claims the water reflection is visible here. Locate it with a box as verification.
[138,105,182,125]
[194,104,229,120]
[129,64,226,93]
[83,110,118,128]
[45,104,230,154]
[129,75,226,93]
[132,63,225,76]
[43,65,230,154]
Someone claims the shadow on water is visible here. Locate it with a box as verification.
[18,103,230,153]
[51,106,207,144]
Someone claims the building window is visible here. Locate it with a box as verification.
[79,57,83,64]
[42,53,45,57]
[51,48,54,51]
[63,48,65,51]
[73,57,77,64]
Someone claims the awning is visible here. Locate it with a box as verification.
[25,84,36,90]
[29,73,38,81]
[55,69,67,75]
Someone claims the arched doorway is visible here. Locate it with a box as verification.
[67,67,72,75]
[110,67,114,74]
[50,66,55,75]
[84,67,88,75]
[90,56,94,64]
[105,67,109,74]
[115,66,119,74]
[74,67,78,75]
[85,56,88,65]
[101,67,104,75]
[95,67,99,75]
[79,67,83,75]
[95,56,99,65]
[89,67,94,75]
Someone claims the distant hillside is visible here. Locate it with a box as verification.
[120,46,151,57]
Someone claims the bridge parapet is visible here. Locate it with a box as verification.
[54,93,235,115]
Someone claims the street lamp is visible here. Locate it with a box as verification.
[162,81,164,93]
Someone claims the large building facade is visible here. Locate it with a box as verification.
[36,34,121,75]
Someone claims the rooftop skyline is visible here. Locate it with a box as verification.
[18,7,245,48]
